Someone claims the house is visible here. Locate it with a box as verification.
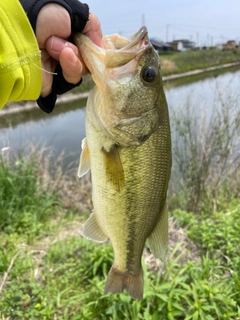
[170,39,196,50]
[150,38,172,52]
[222,40,237,49]
[167,41,183,52]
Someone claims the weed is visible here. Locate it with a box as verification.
[169,87,240,214]
[0,149,60,240]
[161,48,240,76]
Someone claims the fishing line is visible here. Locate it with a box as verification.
[34,63,57,75]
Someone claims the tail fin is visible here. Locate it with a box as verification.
[104,266,144,300]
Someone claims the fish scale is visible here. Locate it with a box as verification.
[75,26,171,300]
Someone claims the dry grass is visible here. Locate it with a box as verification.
[160,58,178,73]
[144,216,199,273]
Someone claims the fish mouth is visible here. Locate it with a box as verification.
[102,26,151,68]
[114,26,149,51]
[74,26,151,71]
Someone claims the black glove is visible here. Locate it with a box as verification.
[20,0,89,113]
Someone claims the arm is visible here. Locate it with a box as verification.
[0,0,41,108]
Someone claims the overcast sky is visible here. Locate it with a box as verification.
[86,0,240,46]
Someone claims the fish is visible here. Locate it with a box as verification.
[74,26,171,300]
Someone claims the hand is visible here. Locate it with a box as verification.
[36,3,103,97]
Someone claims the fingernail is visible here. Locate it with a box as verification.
[50,36,68,53]
[69,51,78,64]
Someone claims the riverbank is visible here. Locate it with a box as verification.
[162,61,240,80]
[1,61,240,117]
[0,91,89,117]
[160,47,240,76]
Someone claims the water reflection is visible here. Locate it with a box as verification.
[0,99,87,169]
[163,65,240,90]
[165,66,240,122]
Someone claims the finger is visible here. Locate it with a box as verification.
[46,36,88,83]
[59,47,86,84]
[82,12,104,47]
[45,36,79,60]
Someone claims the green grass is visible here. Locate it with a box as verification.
[0,149,239,319]
[0,152,60,242]
[160,48,240,76]
[0,231,239,319]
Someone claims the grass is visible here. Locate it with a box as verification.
[0,158,239,319]
[0,87,240,319]
[160,48,240,76]
[168,86,240,214]
[0,218,239,319]
[0,149,60,242]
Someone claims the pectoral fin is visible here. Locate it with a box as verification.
[82,211,108,243]
[102,145,124,192]
[78,138,91,178]
[148,202,168,258]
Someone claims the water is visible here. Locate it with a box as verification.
[0,98,87,169]
[165,67,240,115]
[1,67,240,171]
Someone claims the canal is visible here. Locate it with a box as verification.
[0,66,240,171]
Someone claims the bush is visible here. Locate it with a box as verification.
[169,88,240,214]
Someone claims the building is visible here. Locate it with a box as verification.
[170,39,196,50]
[167,41,183,52]
[150,38,172,52]
[222,40,237,49]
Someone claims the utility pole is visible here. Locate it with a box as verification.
[141,14,145,26]
[196,32,199,46]
[166,24,171,43]
[207,34,210,47]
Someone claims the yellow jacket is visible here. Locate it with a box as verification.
[0,0,42,109]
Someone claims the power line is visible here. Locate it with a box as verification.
[173,23,238,31]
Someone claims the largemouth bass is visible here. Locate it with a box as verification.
[74,27,171,300]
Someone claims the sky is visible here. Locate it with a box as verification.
[85,0,240,46]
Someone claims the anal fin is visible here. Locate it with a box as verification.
[148,202,168,259]
[82,211,108,243]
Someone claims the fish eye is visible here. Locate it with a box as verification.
[141,66,157,83]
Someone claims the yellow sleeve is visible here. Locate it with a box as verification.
[0,0,42,108]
